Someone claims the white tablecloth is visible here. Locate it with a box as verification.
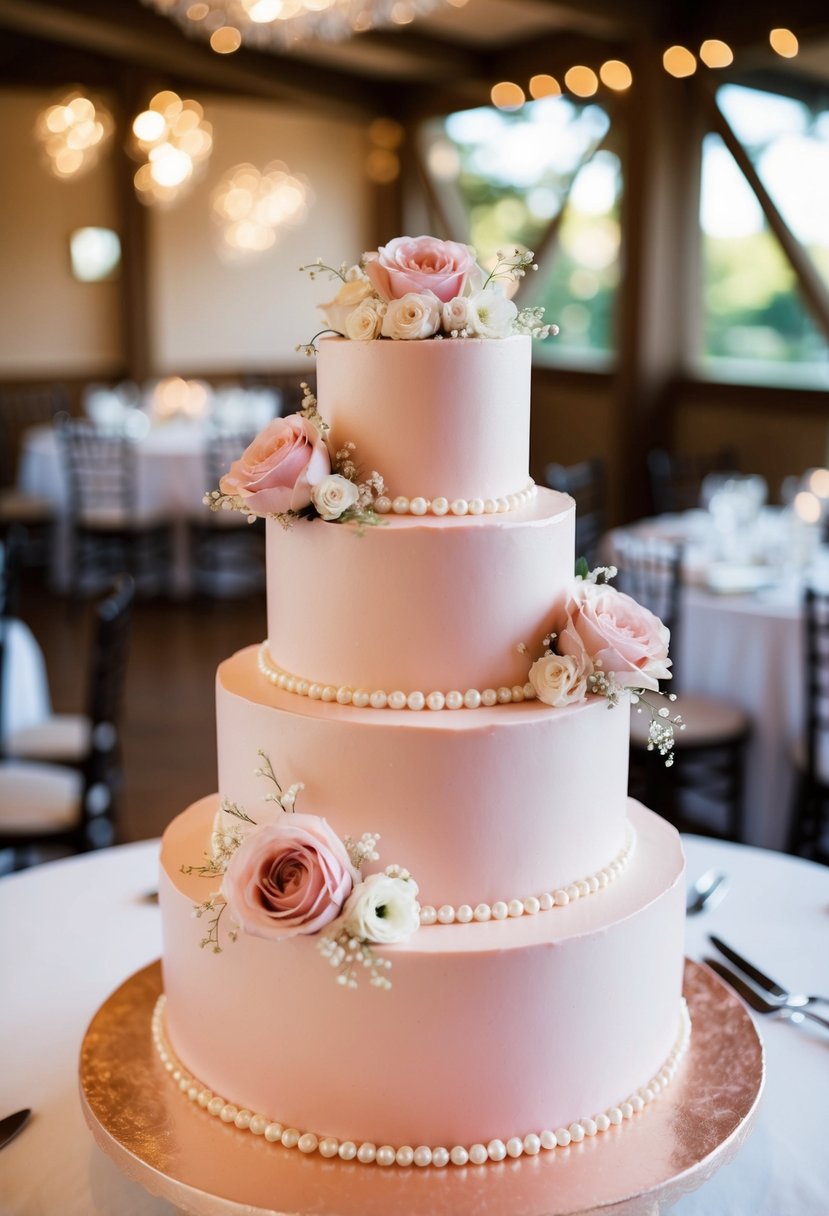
[1,837,827,1215]
[17,424,214,597]
[1,617,51,743]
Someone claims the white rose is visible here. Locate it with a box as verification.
[466,287,518,339]
[341,872,420,944]
[344,297,385,341]
[528,652,590,707]
[312,473,360,521]
[441,296,471,334]
[380,291,441,341]
[319,276,376,334]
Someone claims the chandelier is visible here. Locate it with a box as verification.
[143,0,464,50]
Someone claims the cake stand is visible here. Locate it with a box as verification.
[80,959,763,1216]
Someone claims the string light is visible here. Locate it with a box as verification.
[699,39,733,68]
[34,91,113,179]
[131,91,213,208]
[564,66,599,97]
[211,161,312,260]
[599,60,632,90]
[491,82,525,111]
[529,74,561,100]
[662,46,697,78]
[769,28,798,58]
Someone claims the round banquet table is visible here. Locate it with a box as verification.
[1,836,827,1216]
[16,423,214,597]
[605,509,828,852]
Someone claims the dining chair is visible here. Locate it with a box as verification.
[59,417,173,599]
[189,428,265,597]
[613,533,752,841]
[0,575,134,868]
[647,446,739,516]
[0,384,67,566]
[544,459,607,568]
[788,587,829,864]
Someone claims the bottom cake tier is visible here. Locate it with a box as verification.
[159,798,687,1160]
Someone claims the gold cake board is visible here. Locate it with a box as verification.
[79,960,763,1216]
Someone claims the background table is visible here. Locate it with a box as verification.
[606,511,822,850]
[1,837,827,1215]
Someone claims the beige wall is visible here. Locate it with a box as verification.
[150,96,371,375]
[0,88,123,377]
[0,88,371,379]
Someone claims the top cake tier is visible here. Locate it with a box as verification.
[316,334,532,504]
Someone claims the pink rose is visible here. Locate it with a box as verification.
[364,235,480,304]
[219,413,330,515]
[557,580,671,693]
[222,814,359,941]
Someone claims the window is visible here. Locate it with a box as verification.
[699,83,829,386]
[421,97,621,366]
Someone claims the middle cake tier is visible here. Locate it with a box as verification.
[217,645,631,911]
[265,486,574,694]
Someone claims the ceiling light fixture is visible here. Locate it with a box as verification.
[143,0,466,50]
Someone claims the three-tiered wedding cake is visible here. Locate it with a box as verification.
[156,237,688,1169]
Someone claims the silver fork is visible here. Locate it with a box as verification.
[686,869,728,916]
[705,959,829,1032]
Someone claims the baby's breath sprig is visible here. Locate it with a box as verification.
[345,832,381,870]
[298,258,349,283]
[202,488,258,524]
[318,927,393,990]
[630,690,685,766]
[482,247,538,290]
[255,750,304,812]
[295,328,344,357]
[219,797,257,825]
[514,305,558,340]
[193,894,238,954]
[299,383,328,433]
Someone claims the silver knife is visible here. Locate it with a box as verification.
[0,1109,31,1150]
[709,935,791,1000]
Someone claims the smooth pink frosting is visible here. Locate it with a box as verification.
[216,645,631,910]
[315,335,531,501]
[266,488,574,693]
[160,797,686,1147]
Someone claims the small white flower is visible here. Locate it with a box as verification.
[466,287,518,339]
[319,276,376,334]
[210,808,245,865]
[312,474,360,521]
[381,291,441,341]
[441,295,471,335]
[528,652,591,708]
[344,297,386,341]
[341,872,420,944]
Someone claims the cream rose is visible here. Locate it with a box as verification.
[222,815,359,941]
[466,287,518,339]
[344,297,385,341]
[557,580,671,693]
[312,473,359,521]
[364,235,480,303]
[340,872,420,944]
[441,296,472,334]
[528,652,590,707]
[219,413,330,515]
[319,275,375,334]
[380,291,441,341]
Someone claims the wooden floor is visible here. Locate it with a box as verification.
[19,580,266,843]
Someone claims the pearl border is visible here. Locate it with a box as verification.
[373,482,536,518]
[418,821,635,926]
[257,642,537,712]
[152,997,691,1168]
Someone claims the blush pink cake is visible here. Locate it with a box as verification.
[157,238,689,1170]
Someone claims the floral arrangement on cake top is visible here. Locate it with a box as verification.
[203,383,385,529]
[183,753,420,991]
[528,562,682,763]
[297,234,558,351]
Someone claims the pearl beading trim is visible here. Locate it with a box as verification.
[257,642,537,712]
[373,482,536,518]
[152,996,691,1168]
[418,821,635,927]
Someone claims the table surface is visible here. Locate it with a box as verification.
[1,835,828,1216]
